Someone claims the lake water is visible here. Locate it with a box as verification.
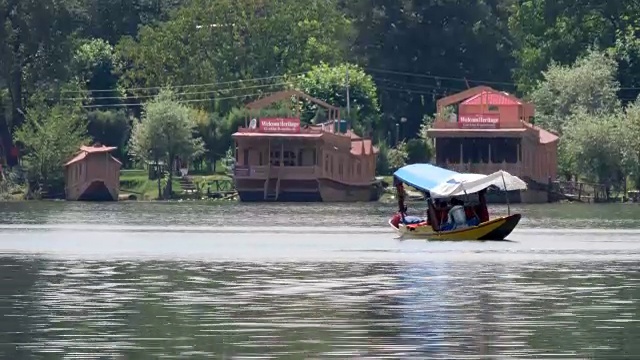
[0,201,639,359]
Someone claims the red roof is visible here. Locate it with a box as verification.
[80,145,117,153]
[345,129,361,139]
[522,121,559,144]
[461,91,522,106]
[64,145,121,167]
[64,152,87,166]
[351,139,378,155]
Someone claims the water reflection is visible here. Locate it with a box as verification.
[2,201,640,229]
[0,258,637,359]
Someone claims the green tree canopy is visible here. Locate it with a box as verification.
[530,49,621,134]
[13,89,89,197]
[116,0,352,114]
[292,63,380,135]
[128,89,205,198]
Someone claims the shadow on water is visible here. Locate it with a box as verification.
[0,257,638,359]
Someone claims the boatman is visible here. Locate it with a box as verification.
[447,198,468,229]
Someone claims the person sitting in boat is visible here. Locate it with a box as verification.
[446,197,468,230]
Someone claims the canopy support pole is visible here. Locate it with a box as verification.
[395,181,406,223]
[462,187,480,223]
[501,172,511,216]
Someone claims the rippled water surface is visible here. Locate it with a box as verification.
[0,201,639,359]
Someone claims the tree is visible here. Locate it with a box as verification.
[292,63,380,134]
[71,38,123,106]
[620,97,640,188]
[343,0,515,139]
[386,141,409,173]
[561,110,625,190]
[509,0,640,94]
[529,49,621,134]
[528,50,623,181]
[0,0,81,166]
[86,109,131,164]
[116,0,352,114]
[128,89,205,199]
[13,91,89,197]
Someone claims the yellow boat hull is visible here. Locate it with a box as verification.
[389,214,521,241]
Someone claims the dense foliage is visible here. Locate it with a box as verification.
[3,0,640,195]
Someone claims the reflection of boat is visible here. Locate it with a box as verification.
[388,163,527,240]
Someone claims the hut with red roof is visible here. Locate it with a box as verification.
[64,144,122,201]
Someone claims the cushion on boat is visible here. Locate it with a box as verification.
[402,216,425,225]
[467,217,480,227]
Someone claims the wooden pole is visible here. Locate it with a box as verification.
[501,171,510,216]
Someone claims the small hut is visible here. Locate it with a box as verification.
[64,145,122,201]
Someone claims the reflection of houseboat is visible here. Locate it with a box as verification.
[231,90,382,202]
[64,145,121,201]
[426,86,559,203]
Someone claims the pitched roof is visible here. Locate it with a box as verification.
[350,139,377,155]
[64,145,121,167]
[461,91,522,106]
[522,121,559,144]
[80,145,117,153]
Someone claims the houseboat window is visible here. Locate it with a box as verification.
[270,151,280,166]
[259,152,263,166]
[312,149,317,165]
[298,150,303,166]
[490,138,519,163]
[286,151,294,166]
[268,150,297,166]
[488,105,499,111]
[462,138,490,163]
[243,149,249,166]
[436,138,461,164]
[324,154,329,172]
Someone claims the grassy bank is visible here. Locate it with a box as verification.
[119,169,233,200]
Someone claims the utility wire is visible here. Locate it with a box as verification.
[60,81,291,102]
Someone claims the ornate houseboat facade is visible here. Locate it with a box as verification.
[426,86,559,203]
[231,90,382,202]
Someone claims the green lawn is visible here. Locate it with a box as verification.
[119,169,232,200]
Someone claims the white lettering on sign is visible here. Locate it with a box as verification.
[259,118,301,133]
[458,114,500,128]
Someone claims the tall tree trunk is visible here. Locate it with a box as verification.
[5,66,22,167]
[155,157,161,200]
[167,154,174,199]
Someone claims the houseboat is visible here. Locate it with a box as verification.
[231,90,382,202]
[426,86,559,203]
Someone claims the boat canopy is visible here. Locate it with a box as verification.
[393,163,527,198]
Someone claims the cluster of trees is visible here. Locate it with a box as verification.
[3,0,640,196]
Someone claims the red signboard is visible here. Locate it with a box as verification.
[458,114,500,129]
[259,118,301,133]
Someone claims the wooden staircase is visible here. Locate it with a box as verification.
[179,176,197,194]
[263,166,281,201]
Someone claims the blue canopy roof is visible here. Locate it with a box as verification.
[393,163,460,193]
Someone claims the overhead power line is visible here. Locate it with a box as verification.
[60,81,290,102]
[61,71,311,94]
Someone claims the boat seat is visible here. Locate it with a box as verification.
[467,217,480,227]
[402,215,425,225]
[438,216,480,231]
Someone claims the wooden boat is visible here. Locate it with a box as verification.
[388,163,527,240]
